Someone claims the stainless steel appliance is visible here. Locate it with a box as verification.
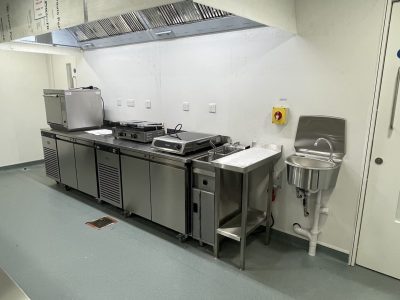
[112,121,165,143]
[152,132,221,155]
[43,88,103,131]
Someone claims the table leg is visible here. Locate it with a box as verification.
[214,168,221,258]
[240,173,249,270]
[265,165,274,245]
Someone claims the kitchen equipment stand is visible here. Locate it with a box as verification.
[212,146,281,270]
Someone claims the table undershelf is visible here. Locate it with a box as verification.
[216,208,267,242]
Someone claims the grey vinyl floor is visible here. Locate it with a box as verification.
[0,164,399,300]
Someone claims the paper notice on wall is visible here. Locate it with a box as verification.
[33,0,45,20]
[0,0,85,43]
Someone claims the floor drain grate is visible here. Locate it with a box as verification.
[86,216,117,229]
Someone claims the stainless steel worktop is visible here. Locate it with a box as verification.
[41,128,208,164]
[212,147,281,173]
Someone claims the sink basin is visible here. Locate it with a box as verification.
[209,145,240,156]
[285,154,341,191]
[192,145,243,172]
[196,153,226,162]
[286,155,338,170]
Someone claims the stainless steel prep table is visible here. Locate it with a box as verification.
[212,146,282,270]
[40,128,210,236]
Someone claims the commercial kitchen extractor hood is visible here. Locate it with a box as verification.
[44,0,264,49]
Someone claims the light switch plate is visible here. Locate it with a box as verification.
[127,99,135,107]
[116,99,122,107]
[145,100,151,109]
[183,102,190,111]
[209,103,216,113]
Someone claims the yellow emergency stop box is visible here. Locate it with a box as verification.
[272,107,288,125]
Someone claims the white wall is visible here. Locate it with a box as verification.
[74,0,387,252]
[47,54,78,89]
[0,50,51,167]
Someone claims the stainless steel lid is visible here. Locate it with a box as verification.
[165,132,217,142]
[294,116,346,159]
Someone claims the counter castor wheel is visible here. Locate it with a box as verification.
[123,211,132,218]
[177,234,188,243]
[56,181,60,185]
[199,241,204,247]
[96,199,103,204]
[64,185,71,191]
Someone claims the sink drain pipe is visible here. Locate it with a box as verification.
[293,189,323,256]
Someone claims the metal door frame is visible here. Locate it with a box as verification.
[350,0,400,266]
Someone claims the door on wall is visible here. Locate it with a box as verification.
[357,2,400,279]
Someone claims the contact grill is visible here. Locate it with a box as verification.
[112,121,165,143]
[151,132,221,156]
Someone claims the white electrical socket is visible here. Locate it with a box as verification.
[183,102,190,111]
[127,99,135,107]
[145,100,151,109]
[209,103,217,113]
[116,99,122,107]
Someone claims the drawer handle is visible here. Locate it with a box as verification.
[203,179,208,186]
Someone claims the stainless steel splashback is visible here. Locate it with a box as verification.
[294,116,346,159]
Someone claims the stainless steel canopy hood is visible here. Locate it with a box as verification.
[57,0,264,49]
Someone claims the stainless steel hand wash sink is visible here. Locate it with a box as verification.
[285,154,341,191]
[285,116,346,191]
[285,116,346,256]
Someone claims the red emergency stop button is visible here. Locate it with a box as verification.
[274,111,283,121]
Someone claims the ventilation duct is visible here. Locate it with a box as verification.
[62,0,263,49]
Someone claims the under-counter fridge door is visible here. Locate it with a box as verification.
[121,155,151,220]
[192,188,201,240]
[75,144,98,198]
[150,162,186,234]
[200,190,215,246]
[57,140,78,189]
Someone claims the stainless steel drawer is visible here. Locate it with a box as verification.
[193,173,215,193]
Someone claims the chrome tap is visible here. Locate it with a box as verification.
[210,139,217,159]
[314,138,334,162]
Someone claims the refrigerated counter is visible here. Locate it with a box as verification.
[40,128,204,236]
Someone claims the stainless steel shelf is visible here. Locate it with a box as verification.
[216,209,266,242]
